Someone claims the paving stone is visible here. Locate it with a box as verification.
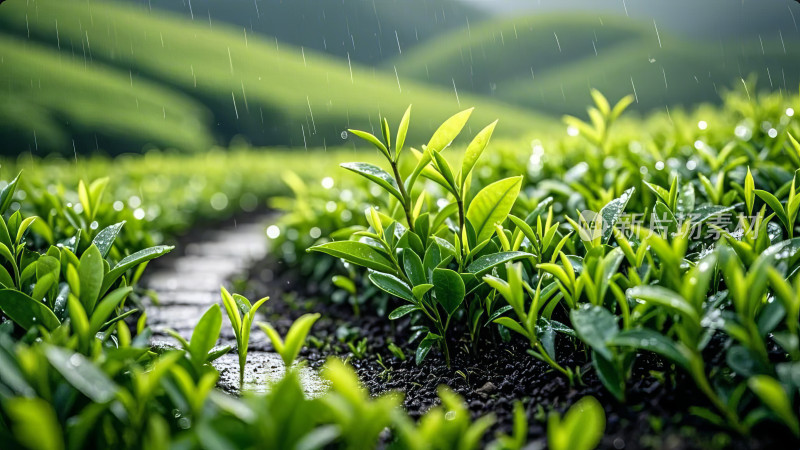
[142,214,325,396]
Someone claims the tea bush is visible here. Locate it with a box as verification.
[0,171,567,449]
[294,83,800,436]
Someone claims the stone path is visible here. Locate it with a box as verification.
[144,214,326,396]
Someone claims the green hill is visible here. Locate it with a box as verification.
[0,35,213,155]
[0,0,553,154]
[389,14,800,116]
[118,0,480,64]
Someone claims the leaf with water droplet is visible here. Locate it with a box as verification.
[44,346,117,403]
[467,251,532,277]
[309,240,396,274]
[92,221,125,258]
[101,245,174,295]
[340,162,403,202]
[609,328,690,370]
[0,290,60,331]
[598,187,635,244]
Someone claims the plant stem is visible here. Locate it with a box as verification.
[390,161,415,232]
[457,196,465,244]
[691,355,746,434]
[239,358,245,388]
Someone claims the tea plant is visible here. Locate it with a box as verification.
[166,304,231,374]
[547,396,606,450]
[301,85,800,440]
[258,312,320,368]
[220,287,270,387]
[311,106,533,365]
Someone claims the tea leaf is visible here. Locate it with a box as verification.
[340,162,403,201]
[460,120,498,185]
[433,268,465,315]
[189,304,222,364]
[78,244,104,313]
[570,305,618,361]
[310,240,396,274]
[0,290,60,331]
[347,129,389,160]
[466,176,522,243]
[426,108,473,152]
[548,396,605,450]
[369,272,415,303]
[609,329,690,370]
[92,222,125,258]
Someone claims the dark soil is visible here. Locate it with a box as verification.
[242,257,798,450]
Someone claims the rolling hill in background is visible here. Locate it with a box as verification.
[118,0,479,65]
[1,0,798,155]
[0,35,213,155]
[462,0,800,39]
[389,14,800,116]
[0,0,551,155]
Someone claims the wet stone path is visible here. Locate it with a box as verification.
[143,214,327,396]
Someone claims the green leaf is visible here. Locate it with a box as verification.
[368,272,415,303]
[653,201,678,236]
[44,346,117,403]
[626,285,699,324]
[15,216,36,246]
[412,284,434,301]
[220,286,242,337]
[402,248,427,286]
[426,108,473,152]
[347,129,389,159]
[690,204,737,226]
[101,246,174,294]
[598,187,635,243]
[609,329,690,370]
[432,268,466,316]
[588,89,610,115]
[467,251,532,278]
[415,332,441,365]
[310,240,396,274]
[331,275,356,295]
[395,105,412,158]
[548,396,606,450]
[0,173,20,215]
[88,286,132,335]
[755,189,790,231]
[460,120,498,184]
[744,167,755,215]
[190,304,222,364]
[5,398,63,450]
[282,313,320,367]
[748,375,800,436]
[78,245,104,314]
[340,162,402,202]
[0,290,60,331]
[494,316,528,338]
[430,148,457,192]
[466,176,523,243]
[92,222,125,258]
[389,304,420,320]
[381,117,392,153]
[592,351,625,402]
[570,305,618,361]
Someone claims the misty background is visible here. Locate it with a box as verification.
[1,0,797,154]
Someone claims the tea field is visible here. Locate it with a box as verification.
[0,80,799,448]
[2,0,800,449]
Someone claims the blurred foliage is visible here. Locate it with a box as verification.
[0,0,552,154]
